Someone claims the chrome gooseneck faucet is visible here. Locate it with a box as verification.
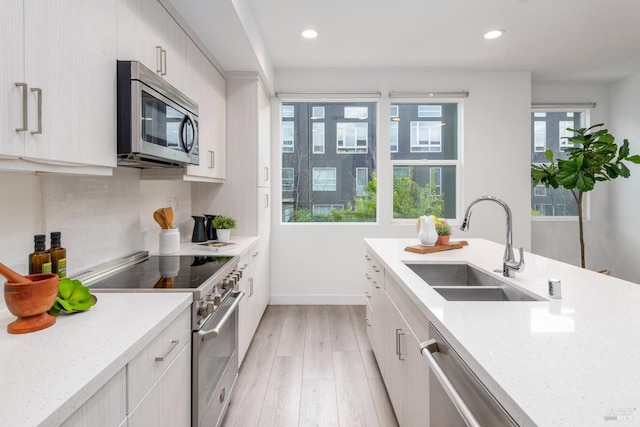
[460,196,525,277]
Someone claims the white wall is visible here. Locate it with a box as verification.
[0,168,192,310]
[270,68,532,304]
[608,73,640,282]
[530,82,612,270]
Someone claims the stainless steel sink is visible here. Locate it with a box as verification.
[404,262,546,302]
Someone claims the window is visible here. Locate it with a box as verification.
[312,106,325,119]
[313,122,325,153]
[282,121,294,153]
[312,204,344,216]
[418,105,442,117]
[410,121,442,152]
[390,105,399,118]
[530,109,587,218]
[534,121,546,152]
[281,101,377,222]
[282,105,294,118]
[312,167,337,191]
[558,121,575,151]
[344,106,368,119]
[390,121,399,153]
[356,167,368,196]
[282,168,294,191]
[391,102,460,220]
[337,122,368,153]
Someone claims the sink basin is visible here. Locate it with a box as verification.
[433,286,543,302]
[404,263,503,287]
[404,262,546,302]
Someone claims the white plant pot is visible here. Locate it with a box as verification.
[216,229,231,242]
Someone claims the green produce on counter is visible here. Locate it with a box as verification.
[48,278,97,316]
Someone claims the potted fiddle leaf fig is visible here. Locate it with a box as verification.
[531,124,640,268]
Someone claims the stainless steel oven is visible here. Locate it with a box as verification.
[79,252,244,427]
[193,288,244,427]
[420,323,518,426]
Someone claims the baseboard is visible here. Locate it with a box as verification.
[268,293,365,305]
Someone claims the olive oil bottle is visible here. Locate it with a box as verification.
[49,231,67,278]
[29,234,52,274]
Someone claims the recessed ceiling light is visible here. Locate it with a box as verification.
[301,29,318,39]
[484,29,505,40]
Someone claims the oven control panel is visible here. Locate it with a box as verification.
[196,267,243,321]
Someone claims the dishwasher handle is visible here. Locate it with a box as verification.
[420,339,481,427]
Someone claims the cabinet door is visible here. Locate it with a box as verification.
[237,251,254,365]
[128,343,191,427]
[382,294,408,426]
[0,1,25,158]
[23,0,116,167]
[405,331,430,427]
[257,82,270,188]
[185,41,226,180]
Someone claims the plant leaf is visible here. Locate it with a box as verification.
[627,154,640,164]
[619,163,631,178]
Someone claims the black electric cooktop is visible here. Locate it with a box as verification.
[87,255,234,290]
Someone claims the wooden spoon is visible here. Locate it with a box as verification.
[153,209,166,229]
[0,262,34,284]
[165,207,174,229]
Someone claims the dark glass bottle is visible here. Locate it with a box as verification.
[49,231,67,278]
[29,234,52,275]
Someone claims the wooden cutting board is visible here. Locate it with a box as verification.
[404,240,469,254]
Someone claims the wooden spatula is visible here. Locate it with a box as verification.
[153,209,166,229]
[165,207,174,229]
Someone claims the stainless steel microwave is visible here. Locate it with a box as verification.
[117,60,199,168]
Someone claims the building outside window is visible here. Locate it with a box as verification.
[282,168,294,191]
[531,109,588,218]
[390,121,399,152]
[281,101,377,222]
[282,121,294,153]
[391,102,460,219]
[313,122,325,153]
[534,121,546,152]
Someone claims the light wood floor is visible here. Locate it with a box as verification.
[221,305,399,427]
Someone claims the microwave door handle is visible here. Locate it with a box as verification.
[198,291,245,342]
[420,339,481,427]
[178,112,198,156]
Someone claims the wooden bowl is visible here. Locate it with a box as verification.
[4,273,59,334]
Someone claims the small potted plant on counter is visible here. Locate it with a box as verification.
[435,221,452,245]
[212,215,237,242]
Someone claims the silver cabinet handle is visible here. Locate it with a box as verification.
[365,318,372,327]
[30,88,42,135]
[397,329,405,360]
[264,166,269,181]
[15,83,28,132]
[155,339,180,362]
[252,251,259,258]
[364,273,371,280]
[249,277,254,297]
[420,339,481,427]
[365,291,371,299]
[365,255,371,261]
[208,150,215,169]
[198,291,245,341]
[373,265,380,273]
[161,48,167,76]
[373,280,381,289]
[264,193,269,208]
[156,46,163,74]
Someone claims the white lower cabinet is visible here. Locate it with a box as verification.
[127,343,191,427]
[367,251,430,427]
[61,307,191,427]
[60,368,127,427]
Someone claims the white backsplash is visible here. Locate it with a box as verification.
[0,167,193,311]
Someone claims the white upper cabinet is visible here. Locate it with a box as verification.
[117,0,187,92]
[184,40,226,181]
[1,0,117,172]
[257,83,270,188]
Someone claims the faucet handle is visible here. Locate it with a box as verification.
[504,247,525,276]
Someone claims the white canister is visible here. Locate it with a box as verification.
[159,228,180,254]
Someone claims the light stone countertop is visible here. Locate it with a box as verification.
[365,237,640,427]
[156,235,259,257]
[0,292,192,426]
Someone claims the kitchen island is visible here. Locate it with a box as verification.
[365,237,640,426]
[0,292,192,426]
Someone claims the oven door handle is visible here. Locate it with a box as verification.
[198,291,245,342]
[420,339,481,427]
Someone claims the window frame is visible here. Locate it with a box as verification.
[312,122,325,154]
[531,107,591,222]
[281,121,294,153]
[409,121,443,153]
[282,167,294,192]
[312,167,337,192]
[336,122,369,154]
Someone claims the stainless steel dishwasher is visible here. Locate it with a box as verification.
[420,323,518,426]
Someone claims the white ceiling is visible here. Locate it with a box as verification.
[169,0,640,84]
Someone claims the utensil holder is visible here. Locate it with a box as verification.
[159,229,180,254]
